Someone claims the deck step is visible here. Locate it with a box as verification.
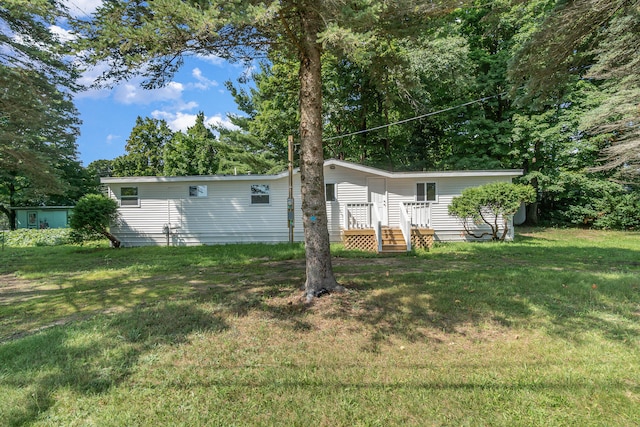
[381,244,408,253]
[380,228,408,253]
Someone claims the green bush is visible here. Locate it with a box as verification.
[70,194,121,247]
[449,182,536,241]
[1,228,72,247]
[540,172,640,230]
[541,173,619,226]
[593,193,640,230]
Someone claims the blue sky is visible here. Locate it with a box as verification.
[74,57,247,166]
[60,0,248,166]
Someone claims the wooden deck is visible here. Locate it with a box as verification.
[342,227,434,254]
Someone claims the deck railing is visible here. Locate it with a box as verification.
[343,202,382,252]
[399,203,412,252]
[402,202,431,228]
[371,203,382,253]
[343,203,372,230]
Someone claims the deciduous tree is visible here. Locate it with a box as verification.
[112,117,173,176]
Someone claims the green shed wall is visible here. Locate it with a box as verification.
[14,209,72,229]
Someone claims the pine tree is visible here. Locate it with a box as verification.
[72,0,467,300]
[0,0,82,228]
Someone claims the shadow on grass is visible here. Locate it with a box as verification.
[0,301,227,426]
[329,240,640,351]
[1,234,639,422]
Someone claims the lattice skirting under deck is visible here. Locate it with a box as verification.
[342,229,377,252]
[411,228,434,250]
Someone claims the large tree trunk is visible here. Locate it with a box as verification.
[298,12,342,302]
[0,205,15,230]
[5,182,17,230]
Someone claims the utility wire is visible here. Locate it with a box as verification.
[324,92,507,141]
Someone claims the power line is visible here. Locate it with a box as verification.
[324,92,507,141]
[65,0,91,18]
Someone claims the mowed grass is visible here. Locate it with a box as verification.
[0,228,639,426]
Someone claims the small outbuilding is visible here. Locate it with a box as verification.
[12,206,74,229]
[101,159,523,252]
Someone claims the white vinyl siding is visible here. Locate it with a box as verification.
[109,179,303,246]
[429,176,513,242]
[104,160,521,246]
[322,165,369,241]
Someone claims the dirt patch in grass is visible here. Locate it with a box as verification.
[0,273,129,343]
[0,274,43,302]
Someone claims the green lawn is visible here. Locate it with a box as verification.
[1,228,639,426]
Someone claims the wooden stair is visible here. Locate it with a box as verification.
[380,227,408,254]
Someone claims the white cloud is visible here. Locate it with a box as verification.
[113,81,184,105]
[75,65,205,106]
[195,54,226,66]
[191,68,219,90]
[150,111,196,132]
[178,100,200,111]
[206,114,238,131]
[106,134,120,145]
[49,25,75,43]
[75,66,186,104]
[74,62,114,100]
[150,111,238,133]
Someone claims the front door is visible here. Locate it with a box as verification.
[368,178,387,226]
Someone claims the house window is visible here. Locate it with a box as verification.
[189,185,208,198]
[325,183,337,202]
[251,184,270,204]
[120,186,139,206]
[416,182,437,202]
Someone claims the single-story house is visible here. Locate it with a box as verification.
[12,206,74,229]
[101,159,523,252]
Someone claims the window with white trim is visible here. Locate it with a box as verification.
[416,182,437,202]
[120,186,139,206]
[325,183,337,202]
[251,184,270,204]
[189,185,208,198]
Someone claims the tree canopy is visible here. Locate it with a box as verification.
[69,194,121,247]
[0,0,84,229]
[509,0,640,183]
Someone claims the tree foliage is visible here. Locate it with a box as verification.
[69,194,121,247]
[0,0,83,229]
[509,0,640,183]
[539,171,640,230]
[108,112,281,177]
[449,182,536,241]
[112,117,173,176]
